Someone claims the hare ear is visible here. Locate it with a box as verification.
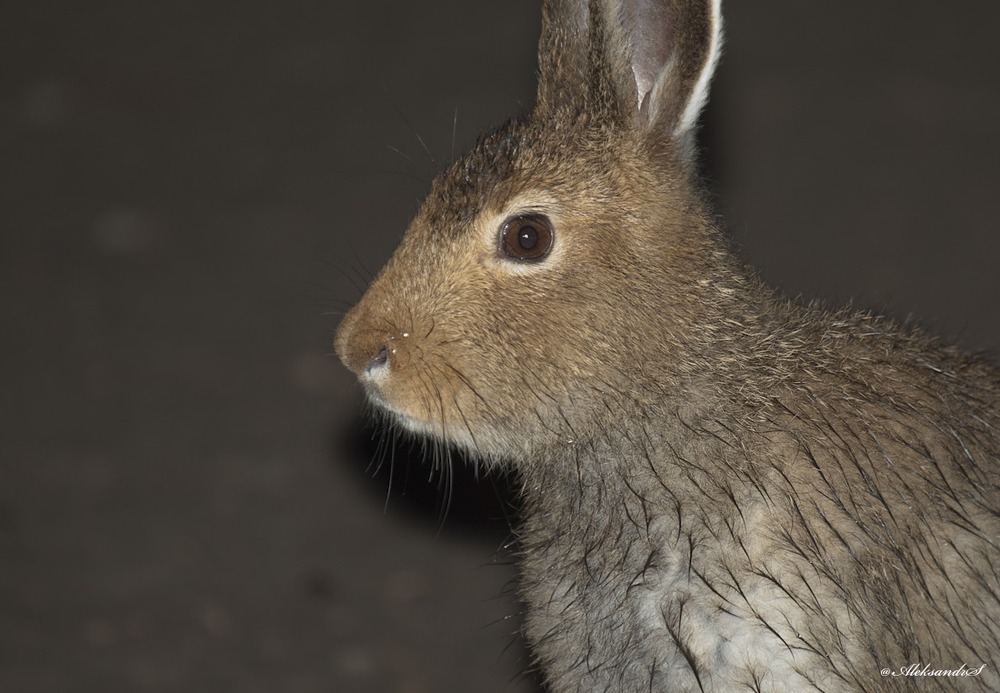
[536,0,593,116]
[617,0,723,154]
[536,0,722,160]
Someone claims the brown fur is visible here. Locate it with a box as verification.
[336,1,1000,690]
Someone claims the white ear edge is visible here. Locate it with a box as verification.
[672,0,723,141]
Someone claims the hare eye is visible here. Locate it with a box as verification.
[500,214,554,262]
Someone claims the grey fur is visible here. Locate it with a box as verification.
[336,1,1000,690]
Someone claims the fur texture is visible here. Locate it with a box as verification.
[336,1,1000,690]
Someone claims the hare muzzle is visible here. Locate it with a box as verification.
[335,293,409,400]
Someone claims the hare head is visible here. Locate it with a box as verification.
[336,0,736,464]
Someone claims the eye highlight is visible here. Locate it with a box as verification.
[499,214,554,262]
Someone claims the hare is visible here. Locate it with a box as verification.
[335,0,1000,690]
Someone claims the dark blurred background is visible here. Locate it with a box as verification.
[1,2,998,691]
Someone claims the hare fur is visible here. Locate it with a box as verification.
[336,0,1000,690]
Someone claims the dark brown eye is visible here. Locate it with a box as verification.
[499,214,554,262]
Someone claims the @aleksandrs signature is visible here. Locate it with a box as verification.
[881,663,986,678]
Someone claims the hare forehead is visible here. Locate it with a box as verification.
[429,123,633,215]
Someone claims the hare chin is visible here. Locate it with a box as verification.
[367,389,478,451]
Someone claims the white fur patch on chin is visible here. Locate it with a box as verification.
[370,393,481,453]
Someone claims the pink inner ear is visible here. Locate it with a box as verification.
[620,0,674,110]
[632,66,652,120]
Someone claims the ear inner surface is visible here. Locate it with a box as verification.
[619,0,672,112]
[617,0,722,141]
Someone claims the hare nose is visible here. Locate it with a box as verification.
[366,346,389,373]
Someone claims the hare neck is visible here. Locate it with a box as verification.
[518,397,759,553]
[515,406,774,688]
